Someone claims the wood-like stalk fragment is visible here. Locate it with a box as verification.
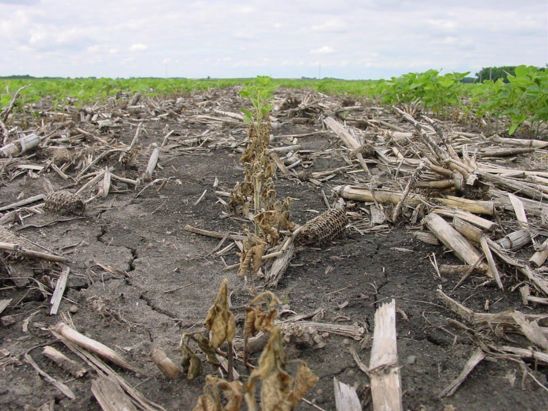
[183,224,245,241]
[91,376,138,411]
[452,217,483,243]
[0,299,11,315]
[52,322,141,374]
[1,85,29,122]
[499,346,548,365]
[334,378,362,411]
[424,213,484,268]
[392,162,423,222]
[42,346,87,378]
[0,241,68,263]
[438,348,485,397]
[335,186,494,215]
[496,230,531,251]
[151,348,181,379]
[415,179,454,189]
[529,239,548,267]
[512,311,548,351]
[507,193,528,228]
[369,300,402,411]
[50,267,70,315]
[324,116,371,175]
[265,240,295,288]
[143,143,160,181]
[479,236,503,290]
[0,194,45,212]
[24,353,76,400]
[481,173,547,201]
[0,133,40,157]
[433,208,495,231]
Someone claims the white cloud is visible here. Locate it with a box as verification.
[0,0,545,78]
[310,46,335,55]
[426,19,457,31]
[129,43,148,52]
[310,18,347,33]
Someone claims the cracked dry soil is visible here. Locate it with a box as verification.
[1,104,547,411]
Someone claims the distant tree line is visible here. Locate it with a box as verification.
[475,66,546,83]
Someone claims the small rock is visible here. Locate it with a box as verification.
[406,355,417,365]
[69,305,79,314]
[343,338,351,346]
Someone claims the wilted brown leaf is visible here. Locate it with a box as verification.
[288,363,319,406]
[181,340,202,381]
[245,291,280,337]
[193,333,221,366]
[238,235,266,277]
[261,371,293,411]
[192,395,216,411]
[205,278,236,349]
[245,326,317,411]
[192,375,244,411]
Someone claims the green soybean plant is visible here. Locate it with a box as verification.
[470,65,548,135]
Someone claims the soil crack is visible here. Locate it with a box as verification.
[96,225,108,243]
[139,292,180,321]
[128,247,137,272]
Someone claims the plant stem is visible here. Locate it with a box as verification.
[227,341,234,381]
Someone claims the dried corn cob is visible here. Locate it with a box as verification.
[120,145,140,168]
[295,207,348,246]
[49,147,72,165]
[44,191,85,215]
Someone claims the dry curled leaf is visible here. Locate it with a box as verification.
[245,326,318,411]
[181,339,202,380]
[205,278,236,349]
[245,291,280,337]
[192,333,221,366]
[193,375,244,411]
[238,235,266,277]
[192,395,216,411]
[260,368,293,411]
[255,199,295,245]
[288,363,319,405]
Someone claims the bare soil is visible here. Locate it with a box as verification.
[0,88,546,410]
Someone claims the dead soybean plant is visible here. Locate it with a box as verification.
[230,77,295,283]
[180,278,235,381]
[168,279,317,411]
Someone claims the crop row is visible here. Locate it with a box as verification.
[1,65,546,135]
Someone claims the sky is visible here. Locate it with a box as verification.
[0,0,547,79]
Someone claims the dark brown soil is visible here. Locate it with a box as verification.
[0,89,546,410]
